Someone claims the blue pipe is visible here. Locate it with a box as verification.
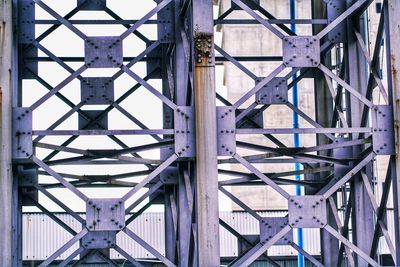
[289,1,305,267]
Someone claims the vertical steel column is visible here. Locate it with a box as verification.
[193,1,220,266]
[346,1,373,266]
[311,1,339,265]
[0,0,13,266]
[386,0,400,265]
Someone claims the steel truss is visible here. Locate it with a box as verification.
[9,0,400,266]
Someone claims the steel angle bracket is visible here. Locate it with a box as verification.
[372,105,395,155]
[174,106,195,158]
[283,36,320,67]
[217,106,236,156]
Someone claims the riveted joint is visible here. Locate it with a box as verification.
[194,32,215,66]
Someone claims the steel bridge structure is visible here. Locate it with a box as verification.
[1,0,400,266]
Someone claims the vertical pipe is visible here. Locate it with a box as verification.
[0,0,13,266]
[193,1,220,266]
[384,1,400,264]
[289,1,304,267]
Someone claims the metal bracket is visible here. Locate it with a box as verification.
[79,110,108,130]
[156,0,175,43]
[283,36,320,67]
[255,77,288,105]
[372,105,395,155]
[78,0,106,10]
[237,108,264,128]
[84,37,123,68]
[217,106,236,156]
[288,195,327,228]
[174,106,195,158]
[81,77,114,105]
[260,217,292,245]
[13,108,33,161]
[81,231,116,249]
[325,0,347,43]
[18,0,35,43]
[86,198,125,231]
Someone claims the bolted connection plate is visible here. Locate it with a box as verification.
[260,217,292,245]
[217,106,236,156]
[372,105,395,155]
[18,0,35,43]
[288,195,327,228]
[174,106,195,158]
[85,37,123,68]
[13,108,33,160]
[283,36,320,67]
[255,77,288,105]
[81,231,116,249]
[81,77,115,105]
[86,198,125,231]
[325,0,347,43]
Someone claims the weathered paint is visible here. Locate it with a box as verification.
[193,1,221,266]
[0,0,13,266]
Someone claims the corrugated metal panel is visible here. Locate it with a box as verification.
[22,210,394,261]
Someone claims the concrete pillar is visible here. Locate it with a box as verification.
[0,0,14,266]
